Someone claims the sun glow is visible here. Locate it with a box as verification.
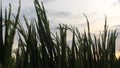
[116,52,120,58]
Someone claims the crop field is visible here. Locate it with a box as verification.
[0,0,120,68]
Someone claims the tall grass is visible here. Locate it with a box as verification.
[0,0,21,68]
[0,0,120,68]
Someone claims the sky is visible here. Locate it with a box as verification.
[2,0,120,54]
[0,0,2,16]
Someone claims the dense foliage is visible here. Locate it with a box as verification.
[0,0,120,68]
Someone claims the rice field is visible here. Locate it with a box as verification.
[0,0,120,68]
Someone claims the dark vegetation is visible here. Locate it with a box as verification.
[0,0,120,68]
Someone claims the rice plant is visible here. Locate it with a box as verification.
[0,0,120,68]
[0,0,21,68]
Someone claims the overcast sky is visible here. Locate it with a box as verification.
[2,0,120,52]
[2,0,120,31]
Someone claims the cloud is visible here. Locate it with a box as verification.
[54,11,71,17]
[113,25,120,29]
[114,25,120,27]
[46,10,72,17]
[39,0,55,3]
[112,0,120,6]
[77,22,86,27]
[21,7,36,18]
[118,0,120,3]
[0,4,1,17]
